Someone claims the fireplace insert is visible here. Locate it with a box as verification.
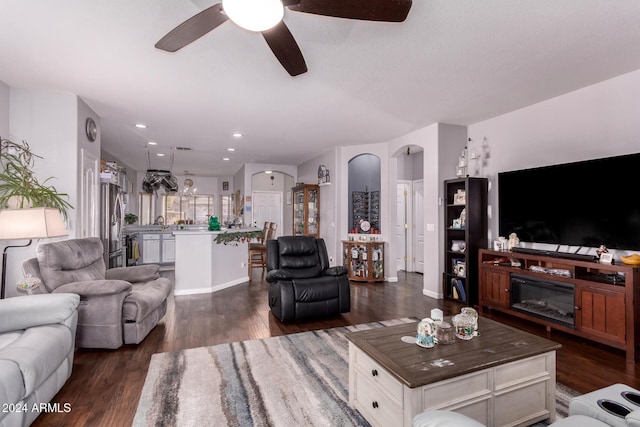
[510,274,575,328]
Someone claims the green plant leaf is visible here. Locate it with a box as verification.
[0,138,73,219]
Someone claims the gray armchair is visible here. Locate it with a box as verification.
[22,237,172,349]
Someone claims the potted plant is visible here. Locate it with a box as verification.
[0,138,72,219]
[125,213,138,225]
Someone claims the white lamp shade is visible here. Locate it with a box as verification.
[0,208,68,240]
[222,0,284,32]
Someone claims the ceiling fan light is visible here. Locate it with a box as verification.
[223,0,284,32]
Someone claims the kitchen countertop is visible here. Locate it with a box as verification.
[124,225,251,233]
[173,227,259,235]
[124,225,174,232]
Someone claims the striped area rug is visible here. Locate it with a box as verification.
[133,318,577,426]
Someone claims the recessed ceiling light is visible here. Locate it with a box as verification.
[223,157,230,161]
[232,133,242,138]
[148,141,157,145]
[157,153,165,157]
[135,123,147,129]
[265,170,273,174]
[227,148,235,152]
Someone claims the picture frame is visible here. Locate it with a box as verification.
[222,181,229,191]
[453,189,466,205]
[493,240,506,251]
[599,253,614,265]
[452,260,466,277]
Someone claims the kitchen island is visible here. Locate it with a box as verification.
[173,228,260,296]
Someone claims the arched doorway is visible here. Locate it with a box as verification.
[348,154,381,233]
[251,170,294,237]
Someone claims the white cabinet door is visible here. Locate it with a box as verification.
[162,237,175,263]
[142,236,161,264]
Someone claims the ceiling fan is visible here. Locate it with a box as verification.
[155,0,413,76]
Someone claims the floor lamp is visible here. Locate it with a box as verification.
[0,208,68,299]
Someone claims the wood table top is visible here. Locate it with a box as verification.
[345,317,561,388]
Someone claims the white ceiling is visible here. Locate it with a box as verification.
[1,1,640,177]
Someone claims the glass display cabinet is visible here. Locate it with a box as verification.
[292,184,319,237]
[342,240,385,282]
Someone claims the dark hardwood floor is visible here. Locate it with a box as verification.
[34,271,640,426]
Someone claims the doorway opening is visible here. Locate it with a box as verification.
[395,145,423,273]
[251,171,294,236]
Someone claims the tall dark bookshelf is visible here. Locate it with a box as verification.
[443,177,488,306]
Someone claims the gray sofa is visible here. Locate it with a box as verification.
[22,237,173,349]
[0,293,79,427]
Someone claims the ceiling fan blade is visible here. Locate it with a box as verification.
[262,21,308,76]
[155,3,229,52]
[288,0,412,22]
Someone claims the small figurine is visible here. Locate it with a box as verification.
[208,216,221,231]
[508,233,520,250]
[459,208,466,227]
[596,245,609,258]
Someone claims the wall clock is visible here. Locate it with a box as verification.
[85,117,97,142]
[360,220,371,233]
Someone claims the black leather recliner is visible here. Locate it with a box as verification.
[266,236,350,322]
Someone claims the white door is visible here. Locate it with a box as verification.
[413,180,424,273]
[252,191,283,237]
[80,149,100,238]
[396,181,410,271]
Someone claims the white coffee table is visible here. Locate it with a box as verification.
[345,317,561,427]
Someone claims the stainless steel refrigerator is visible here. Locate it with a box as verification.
[100,182,125,268]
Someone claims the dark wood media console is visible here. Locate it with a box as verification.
[478,248,640,363]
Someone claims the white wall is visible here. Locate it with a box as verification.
[4,88,81,298]
[468,68,640,257]
[388,123,467,298]
[0,81,11,298]
[0,81,8,136]
[397,149,424,181]
[10,89,79,230]
[298,150,338,264]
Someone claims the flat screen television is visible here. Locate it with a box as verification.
[498,152,640,250]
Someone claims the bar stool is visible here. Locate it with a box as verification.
[248,222,271,279]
